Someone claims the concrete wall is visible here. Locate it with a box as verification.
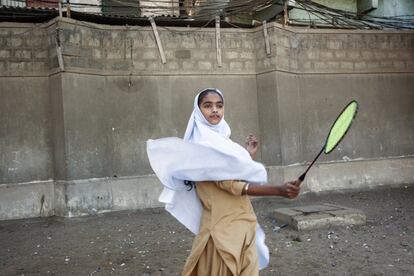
[254,26,414,167]
[0,18,413,220]
[59,73,259,180]
[0,77,53,183]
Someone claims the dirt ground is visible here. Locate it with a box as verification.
[1,185,413,276]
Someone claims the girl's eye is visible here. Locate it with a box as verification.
[217,104,223,109]
[203,104,212,108]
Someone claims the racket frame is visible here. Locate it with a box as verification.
[298,100,359,182]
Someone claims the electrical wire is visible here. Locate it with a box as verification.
[1,0,413,29]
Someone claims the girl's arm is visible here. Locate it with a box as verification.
[242,180,301,199]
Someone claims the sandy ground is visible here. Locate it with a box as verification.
[0,185,413,276]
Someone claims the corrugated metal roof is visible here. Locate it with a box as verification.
[0,5,253,27]
[0,5,58,22]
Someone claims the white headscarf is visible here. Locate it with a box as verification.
[146,88,269,269]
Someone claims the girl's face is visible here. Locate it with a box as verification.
[199,92,224,125]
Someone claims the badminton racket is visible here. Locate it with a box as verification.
[298,100,359,182]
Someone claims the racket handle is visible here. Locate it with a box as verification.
[298,173,306,182]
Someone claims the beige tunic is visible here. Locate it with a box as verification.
[182,180,259,276]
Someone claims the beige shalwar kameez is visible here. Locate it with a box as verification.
[182,180,259,276]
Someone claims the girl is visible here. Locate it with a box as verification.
[147,88,300,276]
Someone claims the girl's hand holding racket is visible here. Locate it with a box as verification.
[245,134,259,159]
[279,181,301,199]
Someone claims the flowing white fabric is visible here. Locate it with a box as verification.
[146,88,270,269]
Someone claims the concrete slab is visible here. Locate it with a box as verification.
[273,204,366,231]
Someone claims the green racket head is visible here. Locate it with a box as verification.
[325,101,358,154]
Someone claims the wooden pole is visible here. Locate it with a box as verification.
[55,28,65,71]
[58,0,63,18]
[284,0,288,26]
[67,0,71,18]
[263,20,271,56]
[215,16,222,67]
[149,17,167,64]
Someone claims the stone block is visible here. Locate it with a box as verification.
[229,61,243,70]
[175,49,191,59]
[367,61,379,69]
[307,50,319,59]
[61,45,81,57]
[68,32,81,45]
[88,59,104,70]
[355,61,367,70]
[244,61,255,70]
[14,49,32,59]
[163,45,176,57]
[240,51,254,60]
[146,61,162,71]
[0,49,11,58]
[28,36,44,48]
[0,30,9,36]
[111,61,130,71]
[107,49,125,60]
[10,37,23,47]
[9,62,26,71]
[280,36,290,48]
[242,39,254,50]
[313,61,327,70]
[273,204,366,231]
[180,37,196,49]
[361,51,374,59]
[92,48,102,59]
[289,59,298,70]
[132,61,146,70]
[132,50,143,59]
[86,37,101,47]
[35,50,48,59]
[302,61,312,70]
[406,61,414,69]
[327,61,339,69]
[380,61,393,68]
[327,40,342,50]
[166,61,179,70]
[198,61,212,70]
[374,52,387,59]
[347,51,360,59]
[65,56,87,68]
[182,60,194,70]
[80,48,93,58]
[393,61,406,69]
[335,51,346,59]
[225,51,239,59]
[31,61,48,72]
[276,47,289,58]
[142,50,157,60]
[320,51,334,59]
[223,39,242,48]
[143,34,156,48]
[340,61,354,70]
[192,49,208,60]
[399,52,412,59]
